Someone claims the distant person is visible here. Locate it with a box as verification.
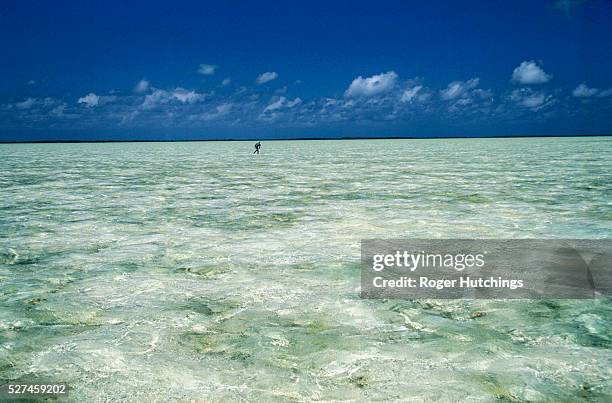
[253,141,261,154]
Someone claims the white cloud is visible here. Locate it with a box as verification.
[141,88,205,108]
[78,93,100,107]
[15,98,35,109]
[345,71,398,97]
[510,88,554,110]
[572,83,598,97]
[440,78,479,100]
[198,103,233,121]
[171,87,204,103]
[448,98,473,113]
[522,94,546,108]
[142,90,167,109]
[216,103,232,115]
[221,77,232,86]
[256,71,278,85]
[134,79,150,93]
[10,97,58,111]
[287,98,302,108]
[198,64,217,75]
[50,104,67,117]
[400,85,423,103]
[3,97,73,120]
[598,88,612,97]
[417,93,432,102]
[472,88,494,101]
[264,98,285,112]
[263,96,302,113]
[511,61,552,85]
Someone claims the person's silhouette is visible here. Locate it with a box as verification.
[254,141,261,154]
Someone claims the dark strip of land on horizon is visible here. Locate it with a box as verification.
[0,134,610,144]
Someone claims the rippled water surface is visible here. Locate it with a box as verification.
[1,138,611,401]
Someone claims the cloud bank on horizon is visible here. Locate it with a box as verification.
[4,60,610,139]
[0,0,611,140]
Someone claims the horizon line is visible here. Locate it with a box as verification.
[1,133,611,144]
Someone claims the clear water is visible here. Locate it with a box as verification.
[0,137,611,401]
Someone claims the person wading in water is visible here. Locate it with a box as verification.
[253,141,261,154]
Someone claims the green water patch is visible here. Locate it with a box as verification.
[173,264,233,278]
[585,206,612,221]
[0,278,69,303]
[176,316,262,364]
[23,304,103,328]
[2,175,53,187]
[379,300,527,349]
[499,300,612,349]
[269,212,301,223]
[283,324,364,359]
[527,300,564,320]
[320,191,373,201]
[475,374,522,402]
[429,191,493,204]
[0,244,102,268]
[574,332,611,348]
[1,322,100,349]
[273,190,322,203]
[173,296,242,316]
[0,321,100,381]
[175,308,364,370]
[372,191,419,201]
[277,261,360,281]
[388,300,489,323]
[0,248,19,264]
[0,250,57,267]
[572,320,612,349]
[473,370,612,402]
[178,331,232,353]
[190,211,303,230]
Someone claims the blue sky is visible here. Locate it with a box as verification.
[1,0,611,141]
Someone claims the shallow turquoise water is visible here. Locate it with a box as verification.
[0,137,611,401]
